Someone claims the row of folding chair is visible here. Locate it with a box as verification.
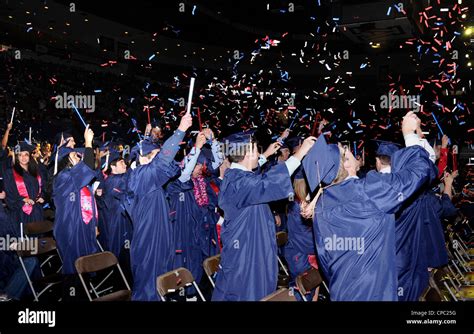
[419,218,473,301]
[15,223,329,302]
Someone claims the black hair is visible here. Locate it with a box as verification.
[13,153,39,177]
[376,155,391,166]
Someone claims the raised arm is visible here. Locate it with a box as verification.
[156,113,192,165]
[179,132,205,183]
[2,122,12,150]
[365,112,435,214]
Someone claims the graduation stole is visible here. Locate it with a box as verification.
[209,180,219,196]
[80,186,98,224]
[192,176,209,207]
[13,169,42,216]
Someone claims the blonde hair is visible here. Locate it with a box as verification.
[293,178,309,203]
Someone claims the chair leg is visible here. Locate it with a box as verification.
[18,257,38,301]
[77,273,94,301]
[443,281,458,301]
[116,263,131,291]
[192,281,206,301]
[277,257,289,276]
[207,274,215,288]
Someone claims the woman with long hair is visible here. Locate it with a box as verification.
[4,142,44,230]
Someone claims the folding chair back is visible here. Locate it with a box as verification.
[12,237,63,301]
[13,237,57,257]
[25,221,54,236]
[156,267,205,301]
[276,231,288,247]
[295,267,323,297]
[75,251,118,274]
[75,251,131,301]
[261,288,297,301]
[202,254,220,288]
[420,287,443,302]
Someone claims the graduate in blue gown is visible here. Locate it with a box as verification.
[284,168,316,283]
[126,114,192,301]
[194,130,224,259]
[103,150,133,261]
[53,126,99,276]
[212,131,315,301]
[374,139,432,301]
[4,142,45,227]
[422,171,458,269]
[302,112,435,301]
[168,132,207,287]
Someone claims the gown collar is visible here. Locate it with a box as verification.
[230,162,250,172]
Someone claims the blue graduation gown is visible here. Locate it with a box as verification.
[4,169,44,225]
[127,130,183,301]
[212,163,294,301]
[313,146,433,301]
[167,179,203,284]
[53,162,99,275]
[103,172,133,259]
[284,201,315,280]
[395,190,431,301]
[422,192,457,268]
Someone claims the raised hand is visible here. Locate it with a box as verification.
[402,111,418,136]
[293,136,317,161]
[178,113,193,132]
[263,142,281,159]
[196,132,207,149]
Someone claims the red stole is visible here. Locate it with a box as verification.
[209,180,220,196]
[13,169,41,216]
[80,186,98,224]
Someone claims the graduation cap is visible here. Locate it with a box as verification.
[373,140,401,158]
[286,136,303,152]
[223,130,255,155]
[56,147,85,162]
[101,149,122,169]
[14,141,35,154]
[130,139,160,160]
[302,134,341,192]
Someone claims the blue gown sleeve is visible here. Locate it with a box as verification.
[156,129,185,165]
[234,163,293,208]
[179,147,200,183]
[364,146,435,214]
[438,194,458,218]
